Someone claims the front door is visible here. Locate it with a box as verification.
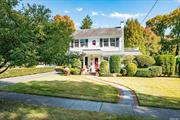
[94,57,99,71]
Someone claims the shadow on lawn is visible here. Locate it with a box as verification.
[136,93,180,109]
[0,81,15,87]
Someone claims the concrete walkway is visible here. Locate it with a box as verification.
[0,71,56,86]
[0,91,180,120]
[0,73,180,120]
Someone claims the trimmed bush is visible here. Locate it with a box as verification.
[135,55,155,68]
[176,56,180,75]
[99,60,109,76]
[136,68,152,77]
[122,55,135,66]
[149,66,162,77]
[120,68,127,76]
[109,55,121,73]
[179,62,180,76]
[100,73,113,77]
[70,68,80,75]
[156,55,176,76]
[72,58,81,69]
[126,63,137,76]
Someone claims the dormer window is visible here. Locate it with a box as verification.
[92,40,96,45]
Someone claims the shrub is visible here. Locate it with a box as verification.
[109,55,121,73]
[120,68,127,76]
[64,67,70,76]
[156,55,176,76]
[70,68,80,75]
[135,55,155,68]
[72,58,81,69]
[176,56,180,75]
[122,55,135,66]
[100,73,113,77]
[55,66,64,73]
[99,60,109,76]
[149,66,162,77]
[178,63,180,76]
[126,63,137,76]
[136,68,152,77]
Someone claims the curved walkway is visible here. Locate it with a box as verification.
[0,73,180,120]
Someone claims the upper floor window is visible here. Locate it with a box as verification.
[75,39,79,47]
[92,40,96,45]
[80,39,88,47]
[100,38,119,47]
[103,38,109,47]
[110,38,115,47]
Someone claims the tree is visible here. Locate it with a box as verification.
[80,15,93,29]
[39,15,75,64]
[144,27,161,56]
[124,19,146,54]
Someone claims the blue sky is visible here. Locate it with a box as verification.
[17,0,180,29]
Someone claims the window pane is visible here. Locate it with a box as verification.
[80,39,85,47]
[116,38,119,47]
[75,39,79,47]
[85,39,88,47]
[104,38,109,47]
[100,38,103,47]
[110,38,115,47]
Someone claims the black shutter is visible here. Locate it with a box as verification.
[116,38,119,47]
[100,38,103,47]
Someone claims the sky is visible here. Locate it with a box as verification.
[17,0,180,29]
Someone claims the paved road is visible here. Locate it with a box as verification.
[0,71,56,86]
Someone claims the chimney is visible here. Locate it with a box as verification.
[120,21,124,28]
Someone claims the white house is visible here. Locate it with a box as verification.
[69,22,141,72]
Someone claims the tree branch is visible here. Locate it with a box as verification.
[0,66,9,74]
[0,60,8,69]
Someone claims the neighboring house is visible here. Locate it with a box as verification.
[69,22,141,72]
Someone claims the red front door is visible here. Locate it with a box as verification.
[94,58,99,70]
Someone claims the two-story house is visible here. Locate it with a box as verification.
[69,22,141,72]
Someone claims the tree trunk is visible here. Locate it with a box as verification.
[0,66,9,74]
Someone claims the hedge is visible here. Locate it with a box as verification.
[149,66,162,77]
[122,55,135,66]
[136,68,152,77]
[135,55,155,68]
[120,68,127,76]
[99,60,109,76]
[155,55,176,76]
[70,68,80,75]
[109,56,121,73]
[0,67,54,79]
[126,63,137,76]
[72,58,82,69]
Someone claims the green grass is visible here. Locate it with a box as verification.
[0,67,54,79]
[99,77,180,109]
[0,79,119,103]
[0,100,155,120]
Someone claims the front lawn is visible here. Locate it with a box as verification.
[99,77,180,109]
[0,76,119,103]
[0,67,54,79]
[0,100,154,120]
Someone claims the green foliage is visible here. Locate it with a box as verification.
[72,58,81,69]
[126,63,137,76]
[120,68,127,76]
[109,56,121,73]
[99,73,113,77]
[135,55,155,68]
[124,19,146,54]
[99,60,109,76]
[80,15,93,29]
[155,55,176,76]
[122,55,135,66]
[70,68,80,75]
[0,67,54,79]
[136,68,152,77]
[149,66,162,77]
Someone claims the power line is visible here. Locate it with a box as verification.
[141,0,159,24]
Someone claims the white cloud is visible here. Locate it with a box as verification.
[76,8,83,12]
[176,0,180,2]
[92,11,99,16]
[64,10,70,14]
[75,22,80,29]
[110,12,144,19]
[101,13,106,16]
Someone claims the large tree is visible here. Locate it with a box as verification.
[124,19,146,54]
[80,15,93,29]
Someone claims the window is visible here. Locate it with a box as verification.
[110,38,115,47]
[80,39,88,47]
[116,38,119,47]
[70,40,74,48]
[100,38,103,47]
[75,39,79,47]
[104,38,109,47]
[92,40,96,45]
